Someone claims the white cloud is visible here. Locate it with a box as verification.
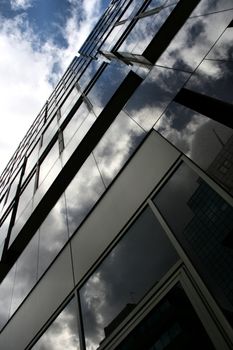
[0,0,105,175]
[10,0,34,11]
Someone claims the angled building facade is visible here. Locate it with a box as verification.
[0,0,233,349]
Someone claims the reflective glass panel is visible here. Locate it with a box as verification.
[60,87,81,124]
[153,163,233,326]
[32,297,80,350]
[65,154,105,236]
[10,233,39,316]
[5,169,22,207]
[206,28,233,61]
[118,5,175,55]
[63,102,90,147]
[191,0,233,16]
[0,265,16,331]
[93,111,145,186]
[80,206,178,350]
[78,59,103,92]
[185,60,233,105]
[16,173,36,222]
[87,62,130,116]
[0,210,12,248]
[124,66,189,131]
[41,117,58,153]
[116,283,214,350]
[38,142,59,186]
[157,10,233,71]
[25,141,40,178]
[38,194,68,277]
[154,102,233,195]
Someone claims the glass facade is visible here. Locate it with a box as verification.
[0,0,233,349]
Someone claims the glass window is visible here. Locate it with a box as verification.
[154,102,233,195]
[0,210,12,252]
[32,297,80,350]
[93,111,145,186]
[16,173,36,222]
[78,59,103,92]
[124,65,189,131]
[191,0,233,16]
[80,206,178,350]
[41,117,58,153]
[65,154,105,236]
[118,5,175,55]
[60,87,81,124]
[185,60,233,105]
[116,283,215,350]
[38,194,68,277]
[0,265,16,331]
[145,0,170,11]
[62,111,96,165]
[87,62,130,116]
[5,168,22,207]
[153,163,233,326]
[10,233,39,316]
[63,102,90,147]
[24,141,40,178]
[157,10,233,71]
[38,142,59,187]
[206,28,233,61]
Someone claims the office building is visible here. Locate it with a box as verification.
[0,0,233,348]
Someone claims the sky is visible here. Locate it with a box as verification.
[0,0,110,174]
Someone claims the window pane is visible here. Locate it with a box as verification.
[124,66,189,131]
[116,283,214,350]
[10,233,39,316]
[153,163,233,326]
[154,102,233,195]
[60,87,81,124]
[80,207,178,350]
[93,111,145,186]
[32,297,80,350]
[0,265,16,330]
[87,62,130,116]
[38,194,68,277]
[65,154,105,236]
[39,142,59,187]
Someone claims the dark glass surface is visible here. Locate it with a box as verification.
[146,0,172,11]
[118,5,175,55]
[206,28,233,61]
[185,60,233,105]
[157,10,233,72]
[41,117,58,153]
[93,111,145,186]
[116,283,214,350]
[10,233,39,316]
[154,102,233,194]
[0,265,16,330]
[32,297,80,350]
[87,62,130,116]
[0,210,11,248]
[124,66,189,131]
[153,163,233,326]
[63,102,90,147]
[16,173,36,221]
[65,154,105,236]
[5,169,22,207]
[191,0,233,16]
[38,194,68,277]
[101,22,128,52]
[80,206,178,350]
[120,0,144,21]
[10,200,33,246]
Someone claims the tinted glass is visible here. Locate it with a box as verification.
[116,283,214,350]
[24,141,40,178]
[60,87,81,124]
[78,59,103,92]
[32,297,80,350]
[41,117,58,152]
[10,233,39,316]
[206,28,233,61]
[93,111,145,186]
[39,142,59,186]
[124,66,189,131]
[191,0,233,16]
[154,102,233,195]
[38,194,68,277]
[80,207,178,350]
[65,154,105,236]
[87,62,130,116]
[63,102,90,147]
[157,10,233,71]
[153,163,233,325]
[185,60,233,105]
[0,265,16,330]
[118,5,175,55]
